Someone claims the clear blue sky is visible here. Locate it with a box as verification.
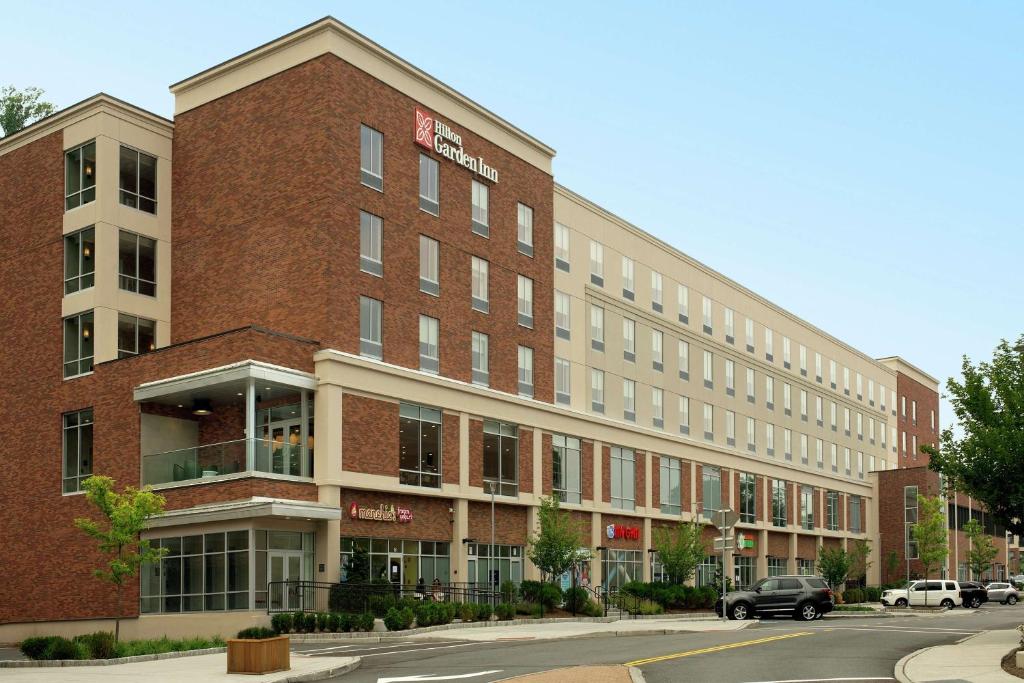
[7,2,1023,425]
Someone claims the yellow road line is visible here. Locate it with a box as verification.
[624,631,812,667]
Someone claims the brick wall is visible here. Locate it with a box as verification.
[468,502,527,546]
[162,478,317,510]
[342,395,398,477]
[582,441,594,502]
[520,429,533,494]
[340,489,453,541]
[896,372,940,468]
[767,531,789,558]
[442,413,459,485]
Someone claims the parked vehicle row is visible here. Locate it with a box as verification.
[881,580,1020,609]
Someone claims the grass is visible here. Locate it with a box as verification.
[113,635,225,658]
[833,605,876,612]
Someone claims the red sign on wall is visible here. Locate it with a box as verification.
[348,502,413,523]
[605,523,641,541]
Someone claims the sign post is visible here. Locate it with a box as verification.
[713,508,739,622]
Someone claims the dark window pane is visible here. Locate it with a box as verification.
[120,146,137,192]
[118,314,138,356]
[483,432,499,480]
[138,236,156,283]
[139,152,157,200]
[119,231,137,278]
[138,318,156,354]
[399,416,419,471]
[81,142,95,190]
[421,422,439,473]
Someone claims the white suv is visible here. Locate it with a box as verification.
[881,580,963,608]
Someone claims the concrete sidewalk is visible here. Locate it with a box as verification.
[409,616,752,642]
[500,665,641,682]
[896,629,1020,682]
[0,653,358,682]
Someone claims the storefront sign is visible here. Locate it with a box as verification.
[415,107,499,183]
[348,502,413,523]
[605,523,640,541]
[736,533,755,549]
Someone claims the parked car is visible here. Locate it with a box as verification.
[985,582,1019,605]
[958,581,989,608]
[1012,575,1024,588]
[715,575,834,621]
[881,580,963,608]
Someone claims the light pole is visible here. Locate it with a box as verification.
[488,480,496,604]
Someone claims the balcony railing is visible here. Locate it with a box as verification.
[142,438,311,486]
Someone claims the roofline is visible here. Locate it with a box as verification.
[554,182,899,376]
[876,356,941,387]
[169,16,555,159]
[0,93,172,157]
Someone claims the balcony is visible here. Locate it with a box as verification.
[142,437,312,486]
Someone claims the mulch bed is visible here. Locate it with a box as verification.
[1001,647,1024,679]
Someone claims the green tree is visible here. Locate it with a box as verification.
[924,336,1024,537]
[818,545,852,593]
[0,86,56,136]
[912,494,949,606]
[848,539,873,586]
[963,517,998,580]
[344,546,370,583]
[74,476,167,641]
[526,496,588,581]
[652,519,708,584]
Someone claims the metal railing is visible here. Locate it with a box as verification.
[142,438,312,486]
[267,581,500,615]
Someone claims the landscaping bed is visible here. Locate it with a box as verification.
[16,634,224,663]
[1001,647,1024,679]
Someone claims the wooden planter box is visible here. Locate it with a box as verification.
[226,636,290,675]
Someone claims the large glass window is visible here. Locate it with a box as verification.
[740,473,755,523]
[591,369,605,413]
[610,446,635,510]
[359,296,382,359]
[603,549,642,590]
[343,538,452,587]
[767,557,787,577]
[63,311,94,378]
[517,275,533,327]
[64,227,95,294]
[660,456,681,514]
[472,331,489,386]
[471,257,488,313]
[360,124,383,190]
[62,408,93,493]
[702,465,721,517]
[554,357,570,405]
[119,230,156,296]
[141,530,251,613]
[826,491,839,531]
[468,543,522,588]
[552,434,581,504]
[359,211,383,276]
[697,555,720,588]
[117,313,156,358]
[399,403,441,488]
[850,495,863,533]
[554,222,570,271]
[797,559,815,576]
[517,202,533,256]
[800,486,814,530]
[904,486,918,559]
[65,140,96,210]
[483,420,518,497]
[471,180,489,236]
[418,153,439,214]
[735,556,755,589]
[518,346,534,398]
[419,235,440,295]
[419,315,439,373]
[119,145,157,213]
[772,480,787,527]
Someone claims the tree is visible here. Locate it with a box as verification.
[912,494,949,606]
[848,539,873,587]
[963,517,998,581]
[924,336,1024,537]
[343,546,370,583]
[818,545,852,593]
[885,549,900,584]
[0,86,56,136]
[526,496,588,582]
[74,476,167,641]
[652,519,708,585]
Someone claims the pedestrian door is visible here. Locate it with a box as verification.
[269,550,304,611]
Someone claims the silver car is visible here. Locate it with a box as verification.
[985,582,1019,605]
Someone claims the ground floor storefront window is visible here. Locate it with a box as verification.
[734,556,755,589]
[797,558,815,576]
[341,537,451,587]
[467,543,522,587]
[696,555,720,588]
[767,556,787,577]
[602,549,642,590]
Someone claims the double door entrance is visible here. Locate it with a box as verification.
[269,550,305,611]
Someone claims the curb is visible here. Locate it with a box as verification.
[0,646,226,668]
[279,657,361,682]
[628,665,646,683]
[412,621,754,643]
[893,629,988,683]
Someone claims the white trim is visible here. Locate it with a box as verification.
[146,496,340,528]
[134,359,315,401]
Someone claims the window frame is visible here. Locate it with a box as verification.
[551,434,582,504]
[418,314,440,373]
[359,296,383,359]
[483,420,519,497]
[118,144,158,214]
[398,403,442,488]
[419,235,440,296]
[63,310,95,379]
[116,313,157,359]
[610,446,636,510]
[65,140,96,211]
[360,124,384,191]
[62,408,94,494]
[118,229,157,297]
[471,331,489,386]
[516,202,534,256]
[359,211,383,276]
[64,226,96,294]
[418,153,440,215]
[471,180,489,236]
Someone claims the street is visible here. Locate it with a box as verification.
[297,604,1024,683]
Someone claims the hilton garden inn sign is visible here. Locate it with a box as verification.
[415,107,499,183]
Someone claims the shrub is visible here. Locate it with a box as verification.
[458,603,477,622]
[74,632,116,659]
[383,607,414,631]
[495,603,516,620]
[414,602,436,627]
[316,613,331,632]
[844,588,864,604]
[304,612,318,633]
[477,603,493,621]
[582,599,604,617]
[696,586,718,609]
[291,611,307,633]
[354,613,375,632]
[515,601,537,616]
[500,580,519,604]
[329,584,367,614]
[271,613,293,634]
[42,637,86,661]
[438,603,457,624]
[236,627,276,640]
[863,587,882,602]
[520,581,562,607]
[112,636,224,658]
[519,580,542,603]
[368,592,398,617]
[336,613,352,632]
[20,636,60,660]
[563,586,589,613]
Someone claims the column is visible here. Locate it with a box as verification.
[299,390,309,477]
[757,529,769,579]
[313,383,343,484]
[788,533,798,574]
[245,377,256,471]
[591,511,603,587]
[316,486,342,583]
[525,505,541,580]
[642,517,652,581]
[644,451,653,512]
[452,499,470,582]
[532,428,542,498]
[459,413,469,489]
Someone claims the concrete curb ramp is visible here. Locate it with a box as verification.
[894,629,1019,683]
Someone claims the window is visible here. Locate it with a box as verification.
[517,275,534,327]
[610,447,636,510]
[772,480,787,527]
[745,318,754,352]
[784,428,792,460]
[471,257,489,313]
[844,447,851,474]
[554,356,570,404]
[766,422,775,455]
[697,556,721,588]
[117,314,156,358]
[604,549,643,590]
[724,308,735,342]
[419,315,439,373]
[652,387,663,428]
[552,435,582,504]
[740,473,755,523]
[765,328,774,361]
[856,373,863,400]
[815,395,823,425]
[517,202,533,256]
[800,433,808,465]
[912,400,917,424]
[746,416,756,452]
[590,305,605,351]
[419,235,440,295]
[702,465,721,516]
[815,353,822,382]
[880,384,887,411]
[799,345,807,376]
[800,389,808,420]
[651,271,663,312]
[765,375,774,409]
[621,257,635,299]
[62,408,93,493]
[554,222,570,270]
[831,401,837,430]
[768,557,787,577]
[483,420,518,496]
[65,140,96,210]
[64,226,95,294]
[881,423,887,449]
[660,457,682,514]
[589,241,604,286]
[359,211,383,276]
[591,369,605,413]
[735,556,756,589]
[725,359,735,395]
[868,379,875,406]
[783,383,792,414]
[830,360,838,389]
[844,407,851,435]
[622,318,636,362]
[857,412,864,439]
[359,296,382,359]
[816,438,823,469]
[651,330,663,371]
[678,340,690,380]
[783,337,791,368]
[911,435,917,459]
[517,346,534,398]
[844,367,851,395]
[726,410,736,445]
[63,311,94,378]
[141,530,255,613]
[119,145,157,213]
[800,486,814,530]
[679,396,690,435]
[930,409,935,432]
[831,443,838,471]
[622,379,635,421]
[703,350,714,388]
[472,331,489,386]
[399,403,441,487]
[118,230,157,296]
[850,495,863,533]
[472,181,489,236]
[360,124,383,190]
[904,486,919,559]
[703,403,714,440]
[554,291,571,339]
[702,296,712,334]
[678,284,689,324]
[891,389,897,415]
[418,153,439,214]
[797,559,815,576]
[746,367,755,402]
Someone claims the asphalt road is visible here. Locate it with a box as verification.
[300,602,1023,683]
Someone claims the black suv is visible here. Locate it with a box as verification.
[715,575,835,621]
[959,581,989,609]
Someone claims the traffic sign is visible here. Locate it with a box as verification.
[711,508,739,531]
[712,539,734,551]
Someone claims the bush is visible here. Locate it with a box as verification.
[414,602,436,627]
[563,586,589,613]
[304,612,318,633]
[495,603,516,620]
[582,599,604,617]
[863,587,882,602]
[316,613,332,632]
[515,601,538,616]
[271,613,293,634]
[236,627,276,640]
[20,636,60,660]
[519,581,561,607]
[354,613,375,632]
[500,580,520,604]
[476,603,493,621]
[112,636,225,658]
[368,592,398,617]
[458,603,477,622]
[384,607,414,631]
[844,588,864,604]
[43,637,87,661]
[329,584,367,614]
[73,632,116,659]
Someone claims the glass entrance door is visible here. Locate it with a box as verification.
[268,420,302,476]
[388,555,402,585]
[269,550,304,611]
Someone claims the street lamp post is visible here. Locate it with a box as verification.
[488,480,496,605]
